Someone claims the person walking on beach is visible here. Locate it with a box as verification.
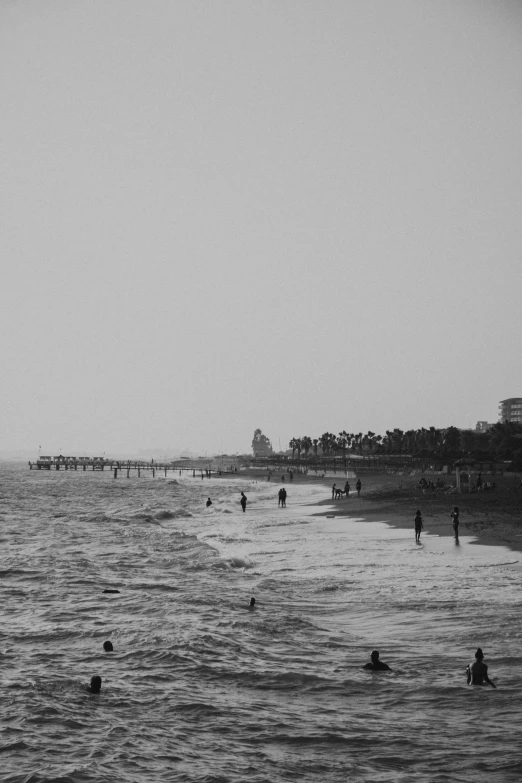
[240,492,247,512]
[278,488,283,507]
[356,479,362,497]
[344,480,350,498]
[281,488,287,507]
[332,484,336,500]
[451,506,459,539]
[363,650,391,671]
[414,509,423,543]
[467,648,496,687]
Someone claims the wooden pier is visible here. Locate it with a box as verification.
[28,456,215,478]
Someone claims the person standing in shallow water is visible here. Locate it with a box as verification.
[414,509,423,543]
[451,506,459,539]
[332,484,336,500]
[467,648,496,687]
[281,487,287,507]
[344,480,350,498]
[240,492,247,512]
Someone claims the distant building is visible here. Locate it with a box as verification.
[475,421,494,433]
[498,398,522,424]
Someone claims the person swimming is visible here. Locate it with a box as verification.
[90,675,102,693]
[206,497,212,507]
[467,648,496,687]
[103,641,113,652]
[249,597,256,609]
[363,650,391,671]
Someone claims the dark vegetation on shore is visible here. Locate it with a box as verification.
[284,422,522,469]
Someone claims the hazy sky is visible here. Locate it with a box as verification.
[1,1,521,456]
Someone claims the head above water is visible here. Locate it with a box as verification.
[90,675,102,693]
[370,650,380,662]
[103,641,113,652]
[475,648,484,660]
[250,597,256,607]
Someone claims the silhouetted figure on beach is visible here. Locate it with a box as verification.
[206,498,212,507]
[90,676,102,693]
[344,481,350,497]
[289,471,293,481]
[332,484,336,500]
[451,506,460,539]
[356,479,362,497]
[278,489,283,507]
[363,650,391,671]
[281,475,285,482]
[249,597,256,609]
[103,641,113,652]
[414,509,423,543]
[281,488,287,507]
[240,492,247,512]
[467,648,496,687]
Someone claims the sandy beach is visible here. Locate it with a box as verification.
[306,472,522,553]
[235,469,522,553]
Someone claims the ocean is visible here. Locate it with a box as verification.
[1,461,521,783]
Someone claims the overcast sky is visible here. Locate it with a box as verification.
[1,0,521,456]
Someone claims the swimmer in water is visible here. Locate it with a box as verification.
[249,597,256,609]
[466,648,496,687]
[363,650,391,671]
[206,497,212,507]
[90,676,102,693]
[103,641,113,652]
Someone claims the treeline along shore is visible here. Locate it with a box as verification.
[286,422,522,469]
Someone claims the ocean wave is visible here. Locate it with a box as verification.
[213,556,252,570]
[154,510,175,520]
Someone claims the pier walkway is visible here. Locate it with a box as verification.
[28,456,215,478]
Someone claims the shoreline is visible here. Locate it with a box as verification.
[235,468,522,554]
[309,473,522,554]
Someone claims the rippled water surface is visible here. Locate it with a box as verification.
[1,462,522,782]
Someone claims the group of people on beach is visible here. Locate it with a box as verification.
[331,479,362,500]
[413,506,460,543]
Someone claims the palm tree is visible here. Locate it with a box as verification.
[289,438,298,459]
[338,431,349,459]
[301,436,312,460]
[312,439,319,457]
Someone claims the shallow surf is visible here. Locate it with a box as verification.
[1,462,521,783]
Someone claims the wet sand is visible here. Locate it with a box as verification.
[308,473,522,553]
[221,468,522,553]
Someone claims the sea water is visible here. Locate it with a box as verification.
[1,462,522,783]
